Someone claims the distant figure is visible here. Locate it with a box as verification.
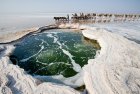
[73,13,78,17]
[67,14,69,21]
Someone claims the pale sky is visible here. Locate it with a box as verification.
[0,0,140,14]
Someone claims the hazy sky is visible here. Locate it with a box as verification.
[0,0,140,14]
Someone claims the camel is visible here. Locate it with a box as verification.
[54,17,68,21]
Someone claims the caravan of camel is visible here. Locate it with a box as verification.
[54,13,140,24]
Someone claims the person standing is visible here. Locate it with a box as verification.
[67,14,70,22]
[67,14,69,20]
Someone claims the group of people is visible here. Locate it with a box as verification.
[54,13,140,24]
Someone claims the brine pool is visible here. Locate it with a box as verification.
[10,29,100,78]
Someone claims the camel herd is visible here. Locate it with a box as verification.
[54,13,140,24]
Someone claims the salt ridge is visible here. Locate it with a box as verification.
[82,28,140,94]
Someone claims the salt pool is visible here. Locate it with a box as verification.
[10,29,99,78]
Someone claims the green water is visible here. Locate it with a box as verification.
[11,29,98,77]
